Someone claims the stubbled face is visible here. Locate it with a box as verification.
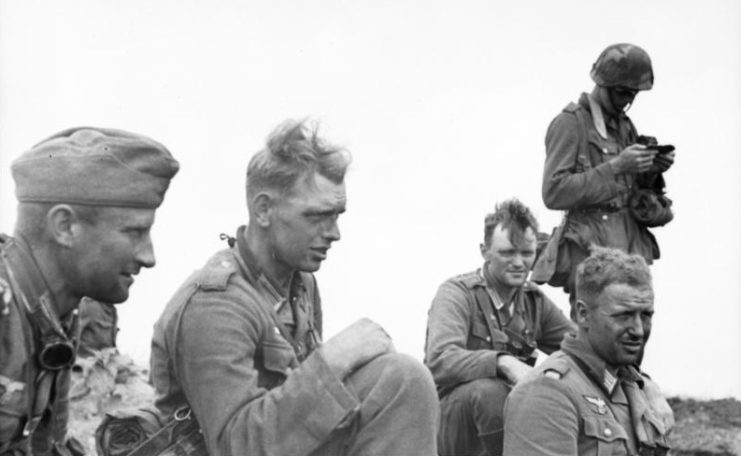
[268,172,346,274]
[480,225,536,293]
[580,283,654,368]
[65,207,157,303]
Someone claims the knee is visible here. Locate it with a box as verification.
[460,378,511,413]
[367,353,438,406]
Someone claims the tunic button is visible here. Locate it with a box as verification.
[602,214,608,221]
[603,428,612,437]
[602,147,608,153]
[486,336,491,342]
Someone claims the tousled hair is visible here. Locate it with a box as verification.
[246,119,351,206]
[576,246,652,306]
[483,198,539,247]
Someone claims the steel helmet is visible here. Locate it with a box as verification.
[590,43,654,91]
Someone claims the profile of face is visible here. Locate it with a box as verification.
[267,172,346,273]
[64,206,157,303]
[578,282,654,368]
[480,225,536,293]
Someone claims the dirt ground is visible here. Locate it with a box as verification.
[69,350,741,455]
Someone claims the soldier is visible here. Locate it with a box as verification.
[532,43,675,315]
[0,127,179,455]
[503,247,671,456]
[424,199,575,456]
[149,120,439,456]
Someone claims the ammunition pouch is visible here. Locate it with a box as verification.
[629,189,674,228]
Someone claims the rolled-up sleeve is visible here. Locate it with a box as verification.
[176,293,359,456]
[424,280,500,387]
[542,112,623,209]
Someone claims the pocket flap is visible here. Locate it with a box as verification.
[262,341,296,375]
[583,414,628,443]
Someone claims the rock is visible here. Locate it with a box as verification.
[69,348,155,454]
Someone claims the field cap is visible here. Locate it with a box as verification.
[12,127,179,208]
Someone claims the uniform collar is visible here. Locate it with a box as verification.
[561,333,643,399]
[235,225,305,300]
[478,264,525,315]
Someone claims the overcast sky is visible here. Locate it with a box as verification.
[1,0,739,399]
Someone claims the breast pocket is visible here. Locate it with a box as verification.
[261,337,297,377]
[468,323,509,351]
[583,415,629,456]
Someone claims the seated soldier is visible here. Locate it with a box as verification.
[149,120,439,456]
[504,247,671,456]
[424,199,574,456]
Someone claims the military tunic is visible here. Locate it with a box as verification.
[503,333,670,456]
[151,226,439,456]
[534,93,664,294]
[424,268,574,455]
[0,235,77,456]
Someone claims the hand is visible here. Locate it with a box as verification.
[651,150,675,173]
[320,318,395,379]
[496,354,532,385]
[610,144,658,174]
[642,377,676,433]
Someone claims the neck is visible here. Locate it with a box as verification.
[243,224,293,293]
[483,262,518,302]
[14,233,79,319]
[590,86,618,119]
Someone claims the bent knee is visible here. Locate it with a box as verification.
[453,378,511,409]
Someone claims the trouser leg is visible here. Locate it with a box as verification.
[310,353,439,456]
[438,378,511,456]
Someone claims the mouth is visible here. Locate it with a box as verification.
[310,247,329,260]
[621,340,644,353]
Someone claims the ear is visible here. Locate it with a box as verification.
[251,192,275,228]
[46,204,79,248]
[479,242,487,259]
[574,299,590,327]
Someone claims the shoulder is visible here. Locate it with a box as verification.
[155,249,258,336]
[433,270,482,303]
[509,352,576,407]
[443,270,482,290]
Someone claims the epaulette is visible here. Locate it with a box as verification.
[196,253,237,291]
[456,271,484,288]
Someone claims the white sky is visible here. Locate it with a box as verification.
[1,0,739,399]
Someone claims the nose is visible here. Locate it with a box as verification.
[626,313,645,338]
[324,216,341,242]
[511,253,525,268]
[136,233,156,269]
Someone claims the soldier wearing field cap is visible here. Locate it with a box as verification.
[0,127,178,455]
[533,43,675,317]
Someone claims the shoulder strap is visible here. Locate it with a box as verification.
[572,103,592,171]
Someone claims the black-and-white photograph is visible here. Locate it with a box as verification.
[1,1,739,455]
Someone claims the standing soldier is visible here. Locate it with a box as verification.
[533,43,675,315]
[0,127,179,455]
